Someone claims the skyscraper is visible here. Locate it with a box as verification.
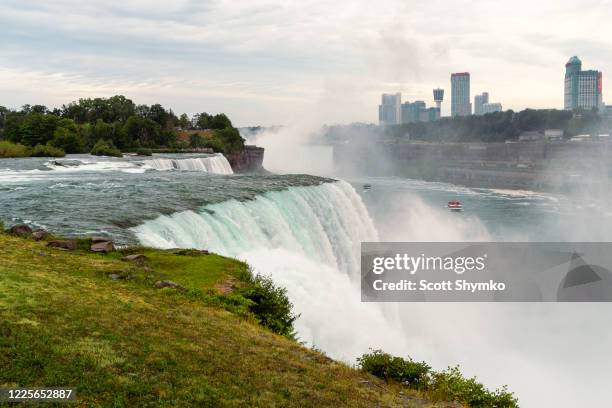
[401,101,426,124]
[451,73,471,116]
[474,92,489,115]
[564,56,602,110]
[379,93,401,125]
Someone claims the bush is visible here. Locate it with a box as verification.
[202,137,225,153]
[30,143,66,157]
[91,139,122,157]
[429,367,518,408]
[0,140,30,157]
[358,351,518,408]
[240,273,299,339]
[357,349,430,389]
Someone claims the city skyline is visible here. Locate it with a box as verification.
[2,0,612,126]
[380,54,603,123]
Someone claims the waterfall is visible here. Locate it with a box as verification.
[132,180,411,361]
[133,180,377,278]
[143,154,234,174]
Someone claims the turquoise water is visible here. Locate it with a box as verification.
[0,155,331,243]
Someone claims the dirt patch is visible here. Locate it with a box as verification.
[215,276,238,295]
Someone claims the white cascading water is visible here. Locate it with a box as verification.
[143,154,234,174]
[133,180,412,360]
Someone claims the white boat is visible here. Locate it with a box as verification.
[448,201,463,211]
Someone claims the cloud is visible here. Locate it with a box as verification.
[0,0,611,125]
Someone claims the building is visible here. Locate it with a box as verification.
[482,102,502,114]
[433,88,444,111]
[379,93,402,125]
[564,56,603,110]
[423,107,441,122]
[451,73,471,116]
[401,101,425,123]
[401,101,440,124]
[474,92,489,115]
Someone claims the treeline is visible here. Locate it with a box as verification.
[386,109,611,142]
[322,109,612,144]
[0,95,244,156]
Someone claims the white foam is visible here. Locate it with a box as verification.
[143,154,233,174]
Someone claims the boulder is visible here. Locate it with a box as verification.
[32,229,49,241]
[9,224,32,237]
[154,280,188,292]
[91,236,112,244]
[47,240,77,250]
[91,240,115,253]
[123,254,148,264]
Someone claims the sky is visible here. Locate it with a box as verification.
[1,0,612,126]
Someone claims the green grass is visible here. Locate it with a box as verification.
[0,233,450,407]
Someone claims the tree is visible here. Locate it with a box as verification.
[51,119,84,153]
[2,112,25,142]
[30,105,48,114]
[214,127,244,153]
[61,101,88,123]
[178,113,191,129]
[0,106,9,130]
[82,119,115,148]
[209,113,233,129]
[194,112,212,129]
[20,113,59,146]
[123,116,161,147]
[148,104,171,128]
[106,95,136,122]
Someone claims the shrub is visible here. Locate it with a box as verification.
[30,143,66,157]
[202,137,225,153]
[91,139,122,157]
[240,273,299,339]
[429,367,518,408]
[0,140,30,157]
[357,349,430,389]
[358,350,519,408]
[189,133,205,148]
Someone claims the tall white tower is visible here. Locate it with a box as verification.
[433,88,444,111]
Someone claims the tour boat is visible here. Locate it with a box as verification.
[447,201,463,211]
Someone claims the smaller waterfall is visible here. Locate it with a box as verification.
[144,154,234,174]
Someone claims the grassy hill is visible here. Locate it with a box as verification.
[0,232,449,407]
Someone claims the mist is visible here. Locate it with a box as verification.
[245,121,612,407]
